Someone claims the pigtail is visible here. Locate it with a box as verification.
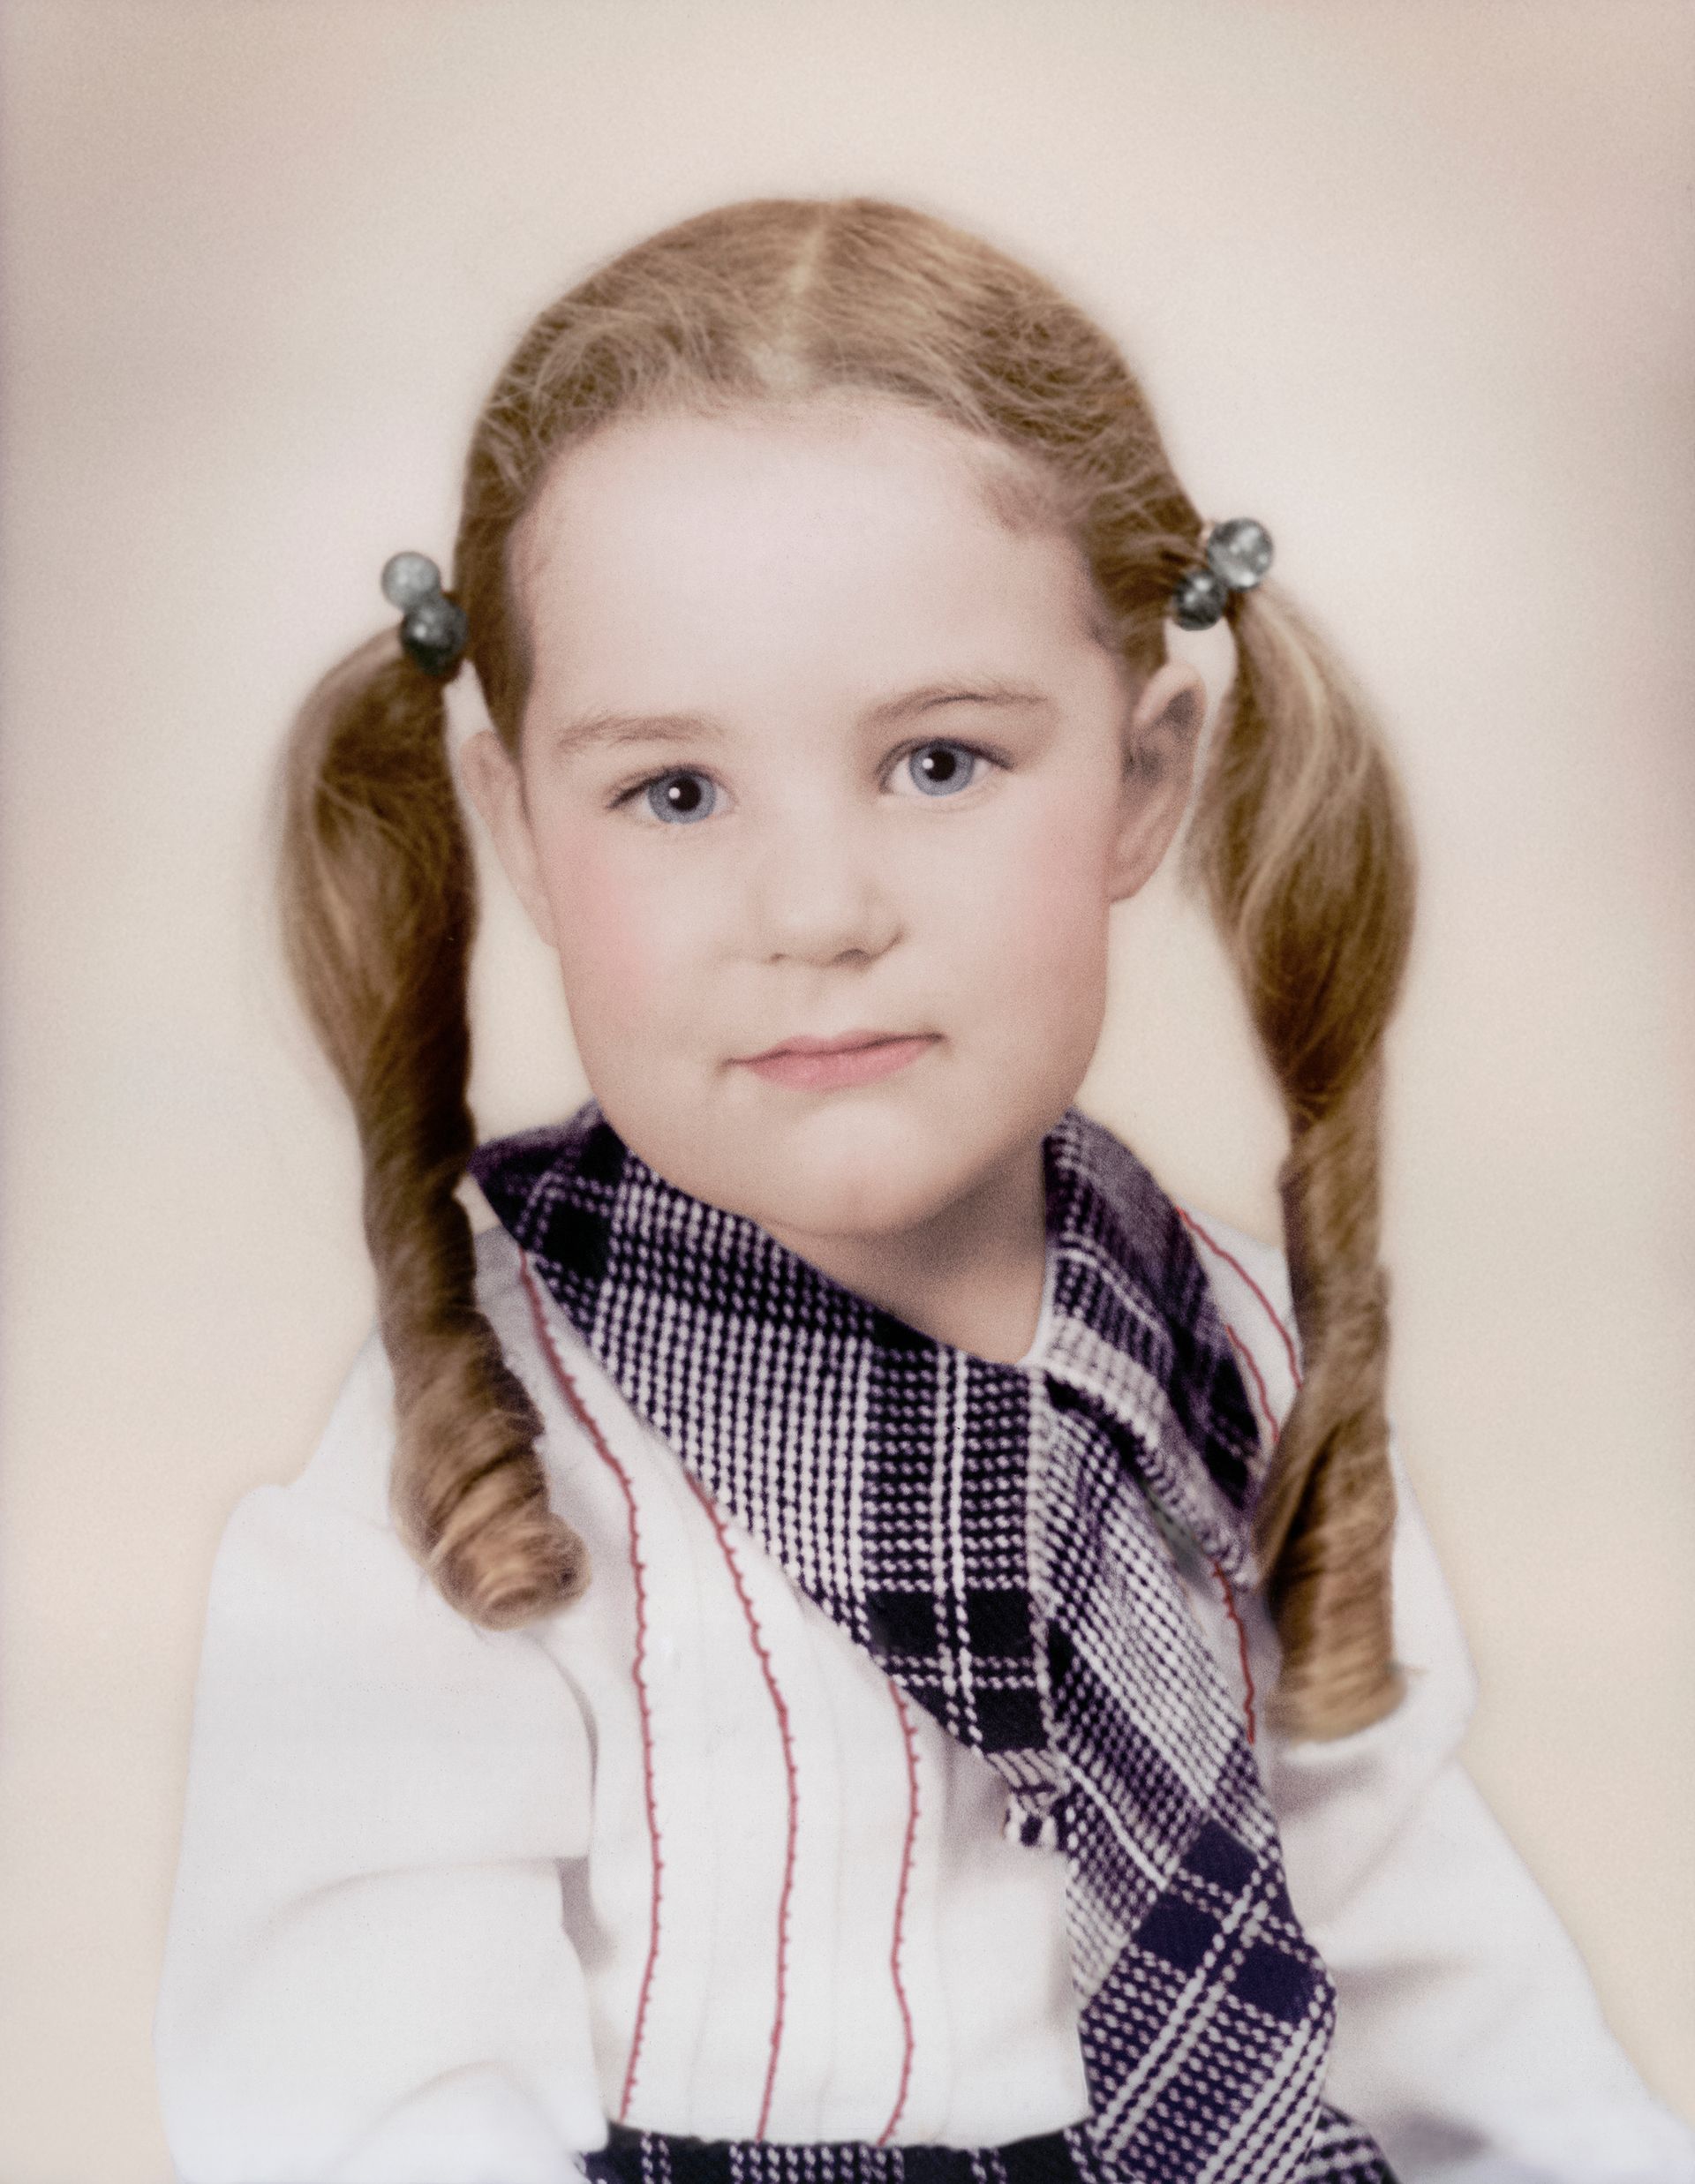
[277,630,589,1626]
[1188,582,1415,1739]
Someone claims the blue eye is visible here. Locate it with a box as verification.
[643,771,717,825]
[903,741,984,797]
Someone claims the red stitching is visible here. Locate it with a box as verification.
[1221,1323,1278,1448]
[876,1683,921,2146]
[681,1472,797,2142]
[1177,1208,1303,1389]
[519,1257,664,2120]
[1209,1555,1257,1745]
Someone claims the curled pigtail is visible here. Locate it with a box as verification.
[1188,581,1415,1739]
[277,629,589,1627]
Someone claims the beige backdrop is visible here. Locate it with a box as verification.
[3,3,1692,2176]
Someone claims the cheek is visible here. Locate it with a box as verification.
[944,798,1113,1005]
[538,825,689,1035]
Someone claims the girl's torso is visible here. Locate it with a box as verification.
[477,1212,1277,2145]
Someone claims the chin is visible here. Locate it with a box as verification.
[748,1175,928,1246]
[734,1121,984,1245]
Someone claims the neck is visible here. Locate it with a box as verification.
[757,1137,1050,1363]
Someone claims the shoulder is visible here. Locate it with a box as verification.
[1170,1203,1480,1746]
[270,1224,560,1522]
[192,1246,597,1803]
[206,1224,582,1680]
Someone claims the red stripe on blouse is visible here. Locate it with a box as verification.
[681,1472,799,2142]
[1221,1322,1278,1449]
[876,1683,922,2145]
[1177,1208,1304,1390]
[519,1256,665,2120]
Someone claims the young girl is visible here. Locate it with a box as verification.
[154,197,1695,2184]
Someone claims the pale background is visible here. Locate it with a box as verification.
[3,2,1691,2176]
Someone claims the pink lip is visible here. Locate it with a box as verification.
[740,1031,938,1092]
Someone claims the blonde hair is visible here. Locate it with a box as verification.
[280,197,1414,1738]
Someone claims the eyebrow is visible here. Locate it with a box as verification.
[546,679,1054,760]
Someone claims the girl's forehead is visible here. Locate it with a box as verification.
[510,398,1111,694]
[521,398,1053,561]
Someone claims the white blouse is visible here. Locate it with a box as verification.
[154,1211,1695,2184]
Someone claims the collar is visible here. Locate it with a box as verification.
[471,1101,1265,1585]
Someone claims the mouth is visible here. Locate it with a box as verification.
[744,1029,915,1061]
[738,1030,938,1092]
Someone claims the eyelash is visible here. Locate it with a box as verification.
[609,737,1006,821]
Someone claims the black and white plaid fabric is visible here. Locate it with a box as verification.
[583,2112,1392,2184]
[473,1103,1396,2184]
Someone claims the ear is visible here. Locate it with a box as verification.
[1106,659,1208,904]
[459,730,561,950]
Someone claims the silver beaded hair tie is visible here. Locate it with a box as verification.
[1171,516,1274,630]
[382,552,469,678]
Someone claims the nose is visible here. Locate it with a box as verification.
[745,796,901,968]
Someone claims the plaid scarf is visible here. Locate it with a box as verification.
[472,1103,1394,2184]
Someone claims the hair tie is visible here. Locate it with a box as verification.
[1170,517,1274,631]
[381,552,469,678]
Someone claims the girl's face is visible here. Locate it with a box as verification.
[464,398,1202,1252]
